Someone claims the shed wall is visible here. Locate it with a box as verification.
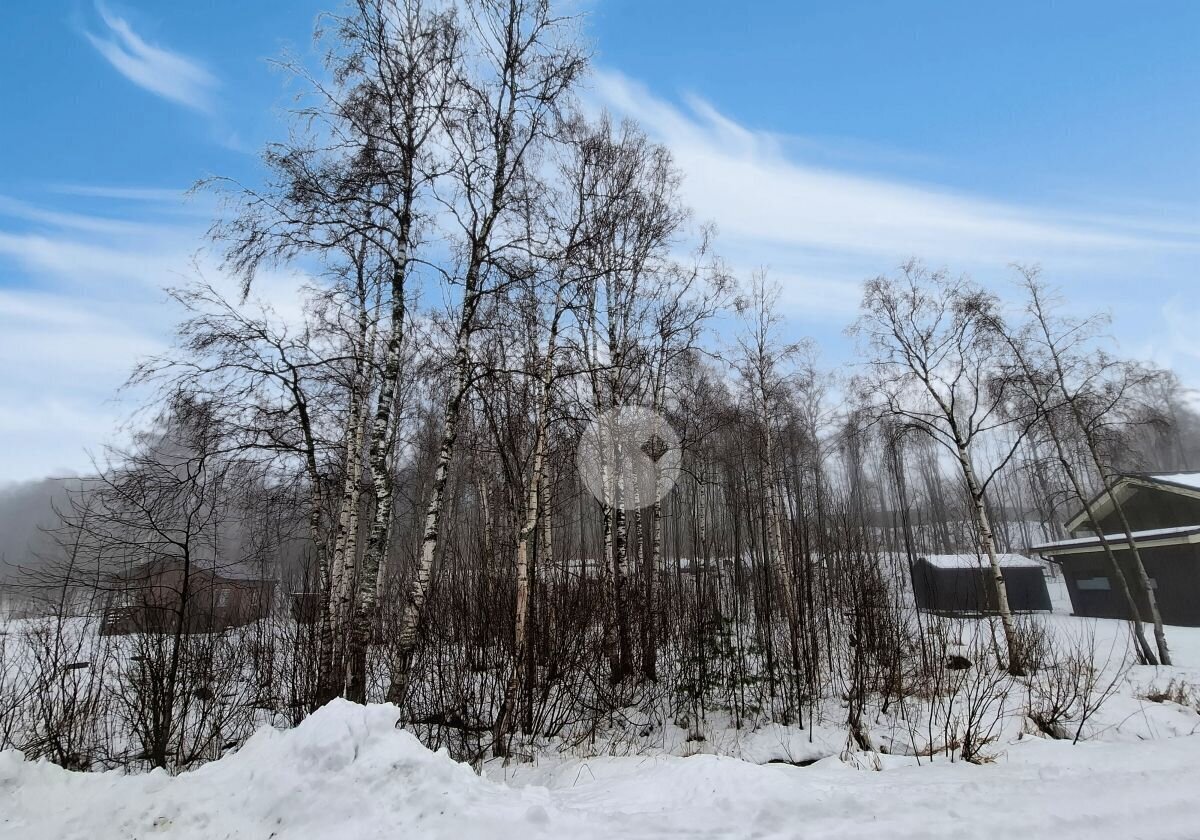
[911,561,1051,615]
[1053,543,1200,626]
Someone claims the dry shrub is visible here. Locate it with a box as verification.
[1026,622,1129,743]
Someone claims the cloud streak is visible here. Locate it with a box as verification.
[84,3,217,113]
[3,68,1198,480]
[591,70,1198,297]
[0,192,310,482]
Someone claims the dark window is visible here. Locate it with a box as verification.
[1077,576,1111,591]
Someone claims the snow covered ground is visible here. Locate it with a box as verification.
[3,694,1199,840]
[4,609,1200,839]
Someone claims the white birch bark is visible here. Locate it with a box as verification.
[1064,466,1157,664]
[1097,475,1171,665]
[763,419,797,627]
[386,272,480,704]
[954,443,1023,673]
[494,294,563,753]
[316,386,369,702]
[347,257,410,701]
[1025,278,1171,665]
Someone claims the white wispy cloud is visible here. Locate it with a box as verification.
[49,184,193,203]
[84,2,217,113]
[0,192,311,482]
[591,70,1199,320]
[3,68,1198,480]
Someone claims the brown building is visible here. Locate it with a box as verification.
[1033,472,1200,627]
[100,557,275,636]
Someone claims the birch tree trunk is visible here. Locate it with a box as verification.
[386,262,483,704]
[1060,464,1157,664]
[955,443,1023,674]
[346,257,411,703]
[1024,275,1172,665]
[316,387,369,705]
[494,297,563,754]
[613,464,633,683]
[383,0,585,704]
[386,354,466,703]
[643,496,662,680]
[1096,475,1171,665]
[762,401,797,628]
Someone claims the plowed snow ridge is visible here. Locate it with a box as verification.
[4,699,1200,840]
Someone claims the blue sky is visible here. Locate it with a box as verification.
[1,1,1198,481]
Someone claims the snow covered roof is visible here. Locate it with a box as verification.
[918,553,1044,570]
[1032,525,1200,556]
[1137,472,1200,492]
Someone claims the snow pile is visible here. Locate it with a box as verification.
[0,701,585,840]
[5,696,1200,839]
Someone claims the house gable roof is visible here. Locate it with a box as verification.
[1063,472,1200,534]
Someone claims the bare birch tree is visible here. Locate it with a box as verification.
[852,261,1032,674]
[386,0,586,704]
[211,0,459,701]
[989,286,1159,664]
[1015,268,1171,665]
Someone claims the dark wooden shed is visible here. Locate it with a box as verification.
[99,557,275,636]
[910,553,1051,615]
[1027,472,1200,624]
[1033,472,1200,627]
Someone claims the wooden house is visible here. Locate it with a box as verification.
[1032,472,1200,626]
[910,553,1051,615]
[99,557,275,636]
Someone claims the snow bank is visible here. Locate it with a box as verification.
[0,701,584,840]
[5,697,1200,839]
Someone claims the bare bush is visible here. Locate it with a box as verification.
[1026,622,1130,743]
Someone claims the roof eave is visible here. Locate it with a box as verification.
[1032,529,1200,557]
